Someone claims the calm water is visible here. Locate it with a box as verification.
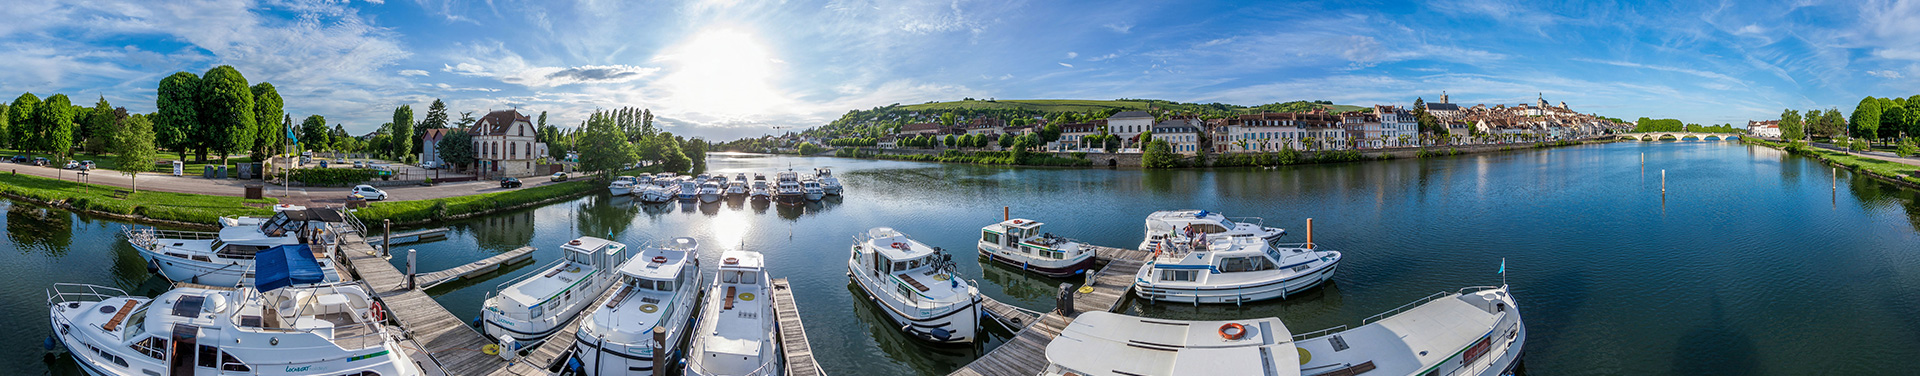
[7,142,1920,375]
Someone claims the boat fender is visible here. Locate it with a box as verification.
[472,317,484,329]
[43,336,56,351]
[568,357,583,373]
[931,328,952,341]
[1219,323,1247,340]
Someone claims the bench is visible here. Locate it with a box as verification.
[111,189,133,199]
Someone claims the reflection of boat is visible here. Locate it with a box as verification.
[1133,235,1339,304]
[848,227,980,343]
[802,179,825,201]
[774,171,805,205]
[483,237,630,348]
[1140,210,1285,249]
[125,208,346,287]
[50,251,426,376]
[816,168,843,195]
[978,218,1096,277]
[577,238,702,376]
[685,251,781,376]
[1041,285,1525,376]
[698,181,724,203]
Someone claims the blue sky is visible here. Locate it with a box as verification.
[4,0,1917,140]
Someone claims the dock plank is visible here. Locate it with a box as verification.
[416,246,537,290]
[949,244,1150,376]
[771,278,826,376]
[337,231,508,376]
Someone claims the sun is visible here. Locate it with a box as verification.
[657,28,785,119]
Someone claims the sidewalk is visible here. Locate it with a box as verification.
[1,163,588,207]
[1809,143,1920,167]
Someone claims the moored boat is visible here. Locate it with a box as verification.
[685,250,782,376]
[639,183,679,203]
[848,227,980,343]
[483,236,631,349]
[1042,285,1525,376]
[774,171,805,205]
[1140,210,1286,250]
[577,237,703,376]
[749,180,772,202]
[1132,235,1340,304]
[726,180,749,198]
[610,177,637,196]
[677,179,700,201]
[815,168,843,195]
[125,208,347,288]
[801,179,825,202]
[698,181,724,203]
[977,218,1097,277]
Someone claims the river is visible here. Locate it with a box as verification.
[6,141,1920,375]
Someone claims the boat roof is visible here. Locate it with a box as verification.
[1295,293,1501,374]
[562,236,620,255]
[864,227,936,260]
[619,239,696,280]
[1046,312,1300,376]
[498,260,597,308]
[986,218,1045,232]
[718,250,765,270]
[278,208,347,223]
[703,280,769,358]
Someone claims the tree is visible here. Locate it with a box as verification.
[1142,139,1179,168]
[537,111,547,128]
[657,133,690,172]
[1852,97,1881,140]
[0,102,8,149]
[684,139,708,173]
[454,111,477,129]
[576,113,635,178]
[940,112,957,127]
[998,133,1015,148]
[1817,108,1845,139]
[943,134,957,148]
[113,114,157,192]
[299,115,329,151]
[83,97,116,153]
[416,99,449,156]
[436,129,475,171]
[249,82,283,160]
[7,93,38,150]
[197,65,255,165]
[391,105,413,161]
[155,72,199,156]
[1779,109,1804,141]
[35,94,76,159]
[1882,106,1906,141]
[1413,98,1442,138]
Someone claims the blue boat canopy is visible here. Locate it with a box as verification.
[256,244,323,292]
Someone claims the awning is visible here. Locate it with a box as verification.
[255,244,324,292]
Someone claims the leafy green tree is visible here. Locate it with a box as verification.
[1882,106,1906,140]
[436,129,475,171]
[32,94,76,159]
[943,134,957,148]
[1779,109,1804,141]
[1413,98,1442,139]
[113,114,157,191]
[197,65,255,165]
[416,99,449,155]
[391,105,413,161]
[250,83,283,160]
[657,133,690,172]
[1851,97,1880,140]
[298,115,328,151]
[684,139,708,172]
[0,103,8,149]
[84,97,117,153]
[8,94,40,150]
[155,72,199,156]
[1142,139,1179,168]
[998,133,1015,148]
[940,112,957,127]
[454,111,476,129]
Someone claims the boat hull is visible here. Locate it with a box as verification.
[699,192,722,203]
[609,186,633,196]
[136,244,339,287]
[846,263,980,344]
[775,193,805,205]
[1133,259,1339,304]
[577,321,695,376]
[805,192,824,201]
[979,249,1097,278]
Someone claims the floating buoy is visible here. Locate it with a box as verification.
[43,336,56,351]
[482,344,500,356]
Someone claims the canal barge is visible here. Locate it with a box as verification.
[577,237,703,376]
[815,168,843,195]
[1140,210,1286,250]
[483,236,630,349]
[126,207,346,288]
[848,227,981,344]
[1133,235,1340,304]
[977,218,1098,277]
[685,250,782,376]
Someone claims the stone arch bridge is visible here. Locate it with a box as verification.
[1612,132,1742,141]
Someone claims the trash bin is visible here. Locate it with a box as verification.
[244,184,263,199]
[238,164,253,179]
[203,165,214,178]
[216,166,228,179]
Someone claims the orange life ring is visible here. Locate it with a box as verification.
[1012,220,1024,224]
[723,257,739,265]
[370,301,386,322]
[892,242,904,249]
[652,256,668,263]
[1219,323,1246,340]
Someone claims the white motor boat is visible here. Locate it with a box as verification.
[610,180,636,196]
[577,237,703,376]
[1140,210,1286,249]
[635,174,656,186]
[698,181,724,203]
[801,180,825,201]
[50,248,424,376]
[1133,236,1341,304]
[638,183,678,203]
[483,237,630,349]
[677,179,700,201]
[125,208,346,288]
[815,168,843,195]
[218,203,306,228]
[848,227,980,343]
[1041,286,1524,376]
[653,172,677,184]
[774,171,805,205]
[978,218,1097,277]
[726,180,749,198]
[749,180,772,202]
[693,174,711,184]
[685,251,782,376]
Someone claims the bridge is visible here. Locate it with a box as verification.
[1612,132,1742,141]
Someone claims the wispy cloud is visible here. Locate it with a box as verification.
[399,69,430,77]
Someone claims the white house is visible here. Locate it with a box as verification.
[1748,120,1781,138]
[1151,118,1205,155]
[1105,111,1155,146]
[469,110,548,178]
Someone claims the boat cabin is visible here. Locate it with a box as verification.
[494,237,627,319]
[980,219,1085,260]
[207,209,345,260]
[854,228,966,303]
[597,238,698,344]
[1041,312,1298,376]
[1149,237,1294,283]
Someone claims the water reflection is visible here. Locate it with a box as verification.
[845,281,979,370]
[7,204,72,255]
[575,194,639,239]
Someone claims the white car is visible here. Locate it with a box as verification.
[351,184,388,200]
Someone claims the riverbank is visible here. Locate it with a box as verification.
[351,166,662,226]
[1743,138,1920,189]
[832,138,1608,168]
[0,172,276,229]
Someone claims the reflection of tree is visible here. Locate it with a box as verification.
[576,194,638,239]
[110,241,160,287]
[1844,175,1920,232]
[979,259,1059,301]
[7,204,72,255]
[458,209,536,251]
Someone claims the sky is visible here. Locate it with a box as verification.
[3,0,1919,140]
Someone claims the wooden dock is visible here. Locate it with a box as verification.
[951,244,1151,376]
[771,278,825,376]
[416,246,537,290]
[377,227,451,246]
[336,231,508,376]
[979,295,1041,330]
[485,285,623,376]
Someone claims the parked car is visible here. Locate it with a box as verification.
[33,157,49,166]
[500,177,523,188]
[63,160,80,169]
[550,172,568,182]
[9,155,26,163]
[350,185,388,200]
[80,160,94,170]
[420,161,440,169]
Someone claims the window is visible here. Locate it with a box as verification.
[529,305,545,318]
[220,351,250,372]
[198,345,219,368]
[655,279,675,292]
[130,337,166,360]
[1158,269,1197,282]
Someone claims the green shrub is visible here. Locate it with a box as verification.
[289,168,380,186]
[1850,139,1873,151]
[1898,138,1919,157]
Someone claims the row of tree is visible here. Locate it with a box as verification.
[1848,96,1920,141]
[1776,108,1845,140]
[155,65,287,166]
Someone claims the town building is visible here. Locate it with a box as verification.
[1223,111,1348,151]
[420,128,451,168]
[468,110,548,178]
[1151,118,1206,155]
[900,123,947,136]
[1749,120,1781,138]
[1105,111,1155,146]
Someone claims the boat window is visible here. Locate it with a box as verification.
[1220,257,1254,273]
[633,279,655,291]
[908,259,921,270]
[723,271,742,284]
[981,232,999,244]
[529,305,545,318]
[130,336,167,360]
[121,307,149,341]
[1159,270,1197,282]
[654,278,675,292]
[220,351,250,372]
[894,261,909,272]
[1190,224,1229,234]
[197,344,219,368]
[741,273,758,285]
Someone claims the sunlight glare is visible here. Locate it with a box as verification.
[657,28,785,119]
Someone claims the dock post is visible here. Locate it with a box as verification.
[1306,218,1314,249]
[1056,283,1075,316]
[652,326,667,373]
[382,219,392,257]
[1661,169,1666,193]
[407,249,417,290]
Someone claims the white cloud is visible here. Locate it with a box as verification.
[1058,62,1073,68]
[1867,69,1904,78]
[1571,58,1745,85]
[399,69,430,76]
[1066,51,1078,59]
[1103,22,1133,33]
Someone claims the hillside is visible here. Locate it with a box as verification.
[803,98,1366,138]
[898,99,1150,113]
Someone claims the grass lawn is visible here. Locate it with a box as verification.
[0,172,277,224]
[355,165,665,224]
[1,148,255,173]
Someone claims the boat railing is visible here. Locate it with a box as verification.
[1227,216,1265,227]
[686,322,782,376]
[1458,285,1504,294]
[1290,325,1348,342]
[1363,291,1453,325]
[47,283,129,307]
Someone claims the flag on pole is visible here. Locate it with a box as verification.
[1499,258,1505,274]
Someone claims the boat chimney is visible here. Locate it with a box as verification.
[1306,218,1314,249]
[1004,206,1010,221]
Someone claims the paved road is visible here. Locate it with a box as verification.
[3,162,591,207]
[1810,143,1920,167]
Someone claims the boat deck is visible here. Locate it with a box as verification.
[771,278,825,376]
[953,243,1151,376]
[415,246,537,290]
[336,231,507,376]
